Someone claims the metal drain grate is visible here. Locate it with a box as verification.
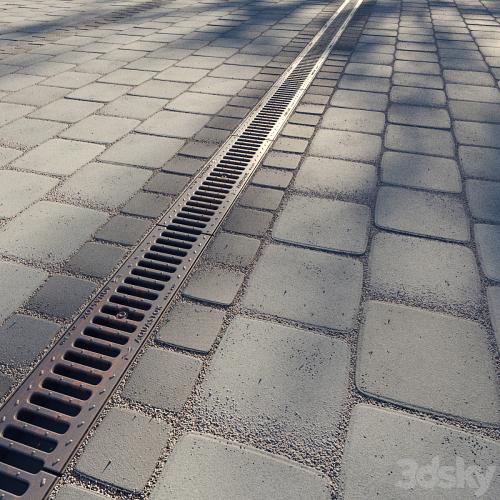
[0,1,364,498]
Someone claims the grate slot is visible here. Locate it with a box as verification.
[83,325,130,345]
[0,470,29,496]
[137,259,176,274]
[161,231,198,243]
[29,393,81,418]
[92,315,136,333]
[17,409,69,435]
[116,285,159,301]
[0,445,44,474]
[42,378,92,401]
[166,224,203,235]
[109,295,152,311]
[124,276,165,291]
[63,351,112,372]
[53,364,102,386]
[131,267,172,282]
[100,305,144,323]
[3,426,57,453]
[73,337,121,358]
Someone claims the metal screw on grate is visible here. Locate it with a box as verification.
[0,0,365,498]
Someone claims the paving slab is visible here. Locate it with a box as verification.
[274,195,370,254]
[0,118,67,148]
[76,407,170,492]
[454,121,500,148]
[150,432,331,500]
[144,172,189,196]
[357,301,499,425]
[0,375,12,398]
[166,92,230,114]
[123,347,201,411]
[157,301,225,353]
[129,79,190,99]
[466,179,500,223]
[0,201,108,264]
[196,316,350,456]
[26,275,96,319]
[369,232,482,314]
[0,102,36,127]
[375,186,469,242]
[243,244,362,330]
[11,138,105,176]
[136,110,210,138]
[0,146,22,167]
[204,232,260,267]
[487,287,500,349]
[310,129,382,163]
[121,191,172,218]
[252,168,293,189]
[2,84,69,106]
[341,404,500,499]
[321,107,385,134]
[183,265,245,306]
[56,162,151,209]
[0,314,59,366]
[99,95,166,119]
[385,124,455,158]
[388,104,450,128]
[95,214,152,246]
[381,151,462,193]
[474,224,500,282]
[223,207,273,236]
[60,114,139,144]
[294,156,377,201]
[239,186,284,211]
[99,133,184,169]
[55,486,107,500]
[330,89,388,111]
[30,98,103,123]
[0,171,58,218]
[64,242,126,279]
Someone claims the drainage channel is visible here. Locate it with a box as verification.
[0,0,364,498]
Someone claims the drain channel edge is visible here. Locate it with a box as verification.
[0,0,364,497]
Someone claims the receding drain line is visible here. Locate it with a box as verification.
[0,1,364,498]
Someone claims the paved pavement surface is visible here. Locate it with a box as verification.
[0,0,499,498]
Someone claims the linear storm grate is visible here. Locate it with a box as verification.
[0,0,364,498]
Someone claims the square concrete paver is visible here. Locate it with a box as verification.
[243,244,363,330]
[157,301,225,353]
[99,95,166,120]
[369,232,482,314]
[459,146,500,182]
[0,118,67,148]
[321,107,385,134]
[99,133,184,169]
[11,138,105,176]
[357,301,499,425]
[136,110,210,138]
[375,186,469,242]
[64,242,126,278]
[196,316,350,457]
[341,404,500,500]
[56,162,151,209]
[204,232,260,268]
[166,92,230,114]
[0,201,108,264]
[0,261,47,324]
[475,224,500,282]
[60,115,139,144]
[381,151,461,193]
[310,129,382,163]
[55,486,106,500]
[0,103,36,127]
[30,98,103,123]
[150,433,331,500]
[0,171,58,218]
[129,80,189,99]
[26,275,96,319]
[95,215,152,246]
[123,348,201,411]
[183,265,245,306]
[488,287,500,350]
[273,195,370,255]
[68,82,130,102]
[0,314,59,366]
[121,191,172,218]
[466,179,500,224]
[76,407,170,492]
[294,156,377,201]
[223,207,273,237]
[0,146,22,167]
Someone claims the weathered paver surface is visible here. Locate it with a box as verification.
[0,0,499,499]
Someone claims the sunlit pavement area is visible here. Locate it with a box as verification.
[0,0,499,498]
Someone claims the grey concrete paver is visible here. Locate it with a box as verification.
[30,98,103,123]
[341,404,500,500]
[454,121,500,148]
[42,71,99,89]
[488,287,500,349]
[183,265,245,306]
[121,191,172,218]
[239,186,284,211]
[294,156,377,201]
[11,138,104,176]
[0,117,67,148]
[0,170,58,218]
[330,89,388,111]
[150,432,331,500]
[321,107,385,134]
[243,244,362,330]
[0,201,108,264]
[26,275,96,319]
[223,207,273,236]
[0,146,22,166]
[475,224,500,282]
[55,486,106,500]
[95,214,152,246]
[76,407,170,492]
[56,162,151,209]
[136,110,210,138]
[204,232,260,268]
[166,92,230,114]
[357,301,499,425]
[381,151,461,193]
[64,242,126,279]
[375,186,469,242]
[369,232,481,314]
[0,102,36,127]
[0,261,47,324]
[98,95,166,120]
[157,301,225,353]
[388,103,450,128]
[273,195,370,254]
[0,375,12,398]
[123,347,201,411]
[466,179,500,223]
